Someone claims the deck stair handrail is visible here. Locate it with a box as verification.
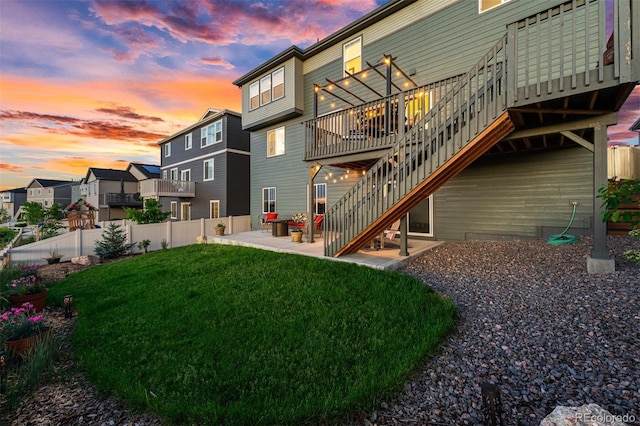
[323,0,637,257]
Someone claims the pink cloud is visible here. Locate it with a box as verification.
[201,57,234,69]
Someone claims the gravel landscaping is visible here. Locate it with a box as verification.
[2,235,638,425]
[367,235,639,426]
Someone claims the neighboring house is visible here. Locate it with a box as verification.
[83,168,142,221]
[127,163,161,182]
[0,187,27,221]
[233,0,638,267]
[25,179,74,210]
[142,109,250,221]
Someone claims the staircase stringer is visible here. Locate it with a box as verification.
[334,111,515,257]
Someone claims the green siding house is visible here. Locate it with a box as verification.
[233,0,638,269]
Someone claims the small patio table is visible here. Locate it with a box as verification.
[270,219,290,237]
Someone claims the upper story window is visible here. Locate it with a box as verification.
[201,120,222,147]
[479,0,511,13]
[250,67,285,111]
[343,36,362,76]
[260,74,271,106]
[185,133,192,150]
[164,142,171,157]
[203,159,215,181]
[267,126,285,158]
[170,168,178,180]
[162,170,168,179]
[29,189,33,196]
[48,189,52,194]
[250,82,260,110]
[180,169,191,181]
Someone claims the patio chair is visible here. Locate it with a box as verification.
[313,214,324,238]
[261,212,278,233]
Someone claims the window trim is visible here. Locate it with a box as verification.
[185,133,192,150]
[210,200,220,219]
[203,158,215,181]
[343,36,362,77]
[164,142,171,157]
[180,169,191,181]
[249,66,285,109]
[201,119,223,147]
[478,0,511,13]
[170,201,178,219]
[170,168,178,181]
[162,170,168,179]
[267,126,285,158]
[262,187,276,214]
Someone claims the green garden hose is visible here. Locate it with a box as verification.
[546,203,579,245]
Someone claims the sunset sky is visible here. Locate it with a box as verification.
[0,0,638,191]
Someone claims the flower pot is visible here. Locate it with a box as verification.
[46,257,61,265]
[6,329,51,356]
[215,227,225,236]
[291,231,303,243]
[9,289,48,312]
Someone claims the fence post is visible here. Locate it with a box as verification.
[76,229,82,257]
[200,218,205,237]
[166,220,172,248]
[229,216,233,234]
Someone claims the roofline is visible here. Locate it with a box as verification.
[156,109,242,145]
[630,117,640,131]
[232,0,417,87]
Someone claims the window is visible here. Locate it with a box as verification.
[201,120,223,147]
[250,67,284,109]
[180,169,190,181]
[343,37,362,76]
[314,183,326,215]
[48,189,52,194]
[170,168,178,181]
[170,201,178,219]
[185,133,192,150]
[164,142,171,157]
[204,159,214,181]
[210,200,220,219]
[162,170,168,179]
[250,81,259,110]
[267,127,285,157]
[272,68,284,100]
[262,187,276,213]
[37,189,41,195]
[260,74,271,106]
[29,189,33,196]
[479,0,511,13]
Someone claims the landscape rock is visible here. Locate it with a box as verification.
[196,235,207,244]
[540,403,631,426]
[71,255,100,266]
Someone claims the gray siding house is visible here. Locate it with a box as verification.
[25,179,74,210]
[234,0,638,269]
[83,168,143,222]
[144,109,250,221]
[0,187,27,221]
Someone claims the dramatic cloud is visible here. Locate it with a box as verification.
[94,106,165,122]
[0,164,23,173]
[201,57,235,69]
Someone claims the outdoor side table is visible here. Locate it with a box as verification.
[271,219,290,237]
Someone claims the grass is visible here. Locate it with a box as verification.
[47,244,456,425]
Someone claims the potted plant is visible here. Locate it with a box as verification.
[0,302,49,355]
[44,249,63,264]
[215,221,225,236]
[291,228,303,243]
[4,264,48,311]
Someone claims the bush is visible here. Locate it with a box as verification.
[125,199,169,224]
[0,227,17,247]
[94,223,135,260]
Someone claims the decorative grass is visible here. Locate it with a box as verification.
[48,244,455,425]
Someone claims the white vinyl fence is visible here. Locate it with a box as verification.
[6,216,251,265]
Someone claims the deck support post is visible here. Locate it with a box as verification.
[588,121,614,274]
[399,215,408,256]
[307,165,321,243]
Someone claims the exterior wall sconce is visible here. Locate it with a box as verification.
[64,295,74,319]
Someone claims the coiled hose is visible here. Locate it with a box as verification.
[546,203,579,245]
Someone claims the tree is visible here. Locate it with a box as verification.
[39,203,64,239]
[125,198,170,224]
[0,207,10,224]
[94,223,136,260]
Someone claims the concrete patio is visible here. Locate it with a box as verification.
[207,230,441,270]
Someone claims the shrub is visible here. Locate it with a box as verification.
[125,199,170,224]
[94,223,135,260]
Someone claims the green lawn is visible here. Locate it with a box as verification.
[48,244,455,425]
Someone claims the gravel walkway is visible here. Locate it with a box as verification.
[367,235,639,426]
